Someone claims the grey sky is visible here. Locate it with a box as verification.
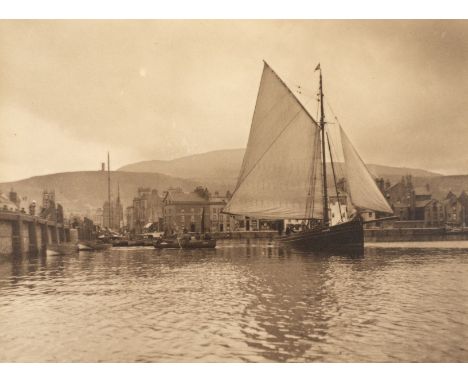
[1,20,467,182]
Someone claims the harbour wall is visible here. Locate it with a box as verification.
[213,230,278,239]
[217,228,468,242]
[0,211,72,256]
[363,227,468,242]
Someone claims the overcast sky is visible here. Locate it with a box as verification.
[1,20,467,182]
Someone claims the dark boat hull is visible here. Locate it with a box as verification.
[278,219,364,251]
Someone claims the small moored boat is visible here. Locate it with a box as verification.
[153,235,216,249]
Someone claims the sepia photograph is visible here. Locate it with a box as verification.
[0,3,467,376]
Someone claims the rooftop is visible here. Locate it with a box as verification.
[164,191,208,204]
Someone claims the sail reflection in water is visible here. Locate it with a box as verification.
[0,240,467,362]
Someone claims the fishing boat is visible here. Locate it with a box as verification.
[154,212,217,250]
[224,61,394,251]
[153,236,217,249]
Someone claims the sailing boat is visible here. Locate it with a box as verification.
[223,61,393,251]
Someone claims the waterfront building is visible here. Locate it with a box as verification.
[162,188,240,233]
[458,191,468,226]
[208,191,236,232]
[163,189,208,233]
[39,190,64,222]
[8,190,20,208]
[385,176,433,222]
[42,190,55,210]
[443,191,463,227]
[0,192,18,211]
[92,208,104,228]
[424,199,445,227]
[131,188,163,234]
[126,206,134,232]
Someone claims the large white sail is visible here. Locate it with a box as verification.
[224,62,323,219]
[340,126,393,213]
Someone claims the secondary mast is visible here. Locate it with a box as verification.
[107,152,112,229]
[318,65,329,226]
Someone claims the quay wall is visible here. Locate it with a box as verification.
[364,228,455,242]
[217,228,468,243]
[215,230,278,239]
[0,211,71,256]
[0,221,13,255]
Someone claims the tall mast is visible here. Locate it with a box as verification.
[319,68,329,226]
[107,152,112,229]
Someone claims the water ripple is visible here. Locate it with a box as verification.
[0,240,467,362]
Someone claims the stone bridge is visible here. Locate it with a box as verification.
[0,211,72,256]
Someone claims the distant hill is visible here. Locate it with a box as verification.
[119,149,245,187]
[413,175,468,200]
[0,171,212,216]
[118,148,442,186]
[1,150,459,219]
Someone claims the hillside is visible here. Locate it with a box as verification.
[2,151,462,220]
[118,148,442,186]
[413,175,468,200]
[0,171,213,216]
[119,148,245,186]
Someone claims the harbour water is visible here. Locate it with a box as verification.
[0,239,467,362]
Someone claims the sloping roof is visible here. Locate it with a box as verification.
[443,196,460,206]
[165,191,208,204]
[385,182,402,192]
[415,200,433,208]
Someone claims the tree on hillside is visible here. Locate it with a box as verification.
[194,186,210,200]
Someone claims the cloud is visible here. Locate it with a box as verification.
[0,102,139,181]
[1,20,468,180]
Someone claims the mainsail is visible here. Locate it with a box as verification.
[340,126,393,214]
[224,62,323,219]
